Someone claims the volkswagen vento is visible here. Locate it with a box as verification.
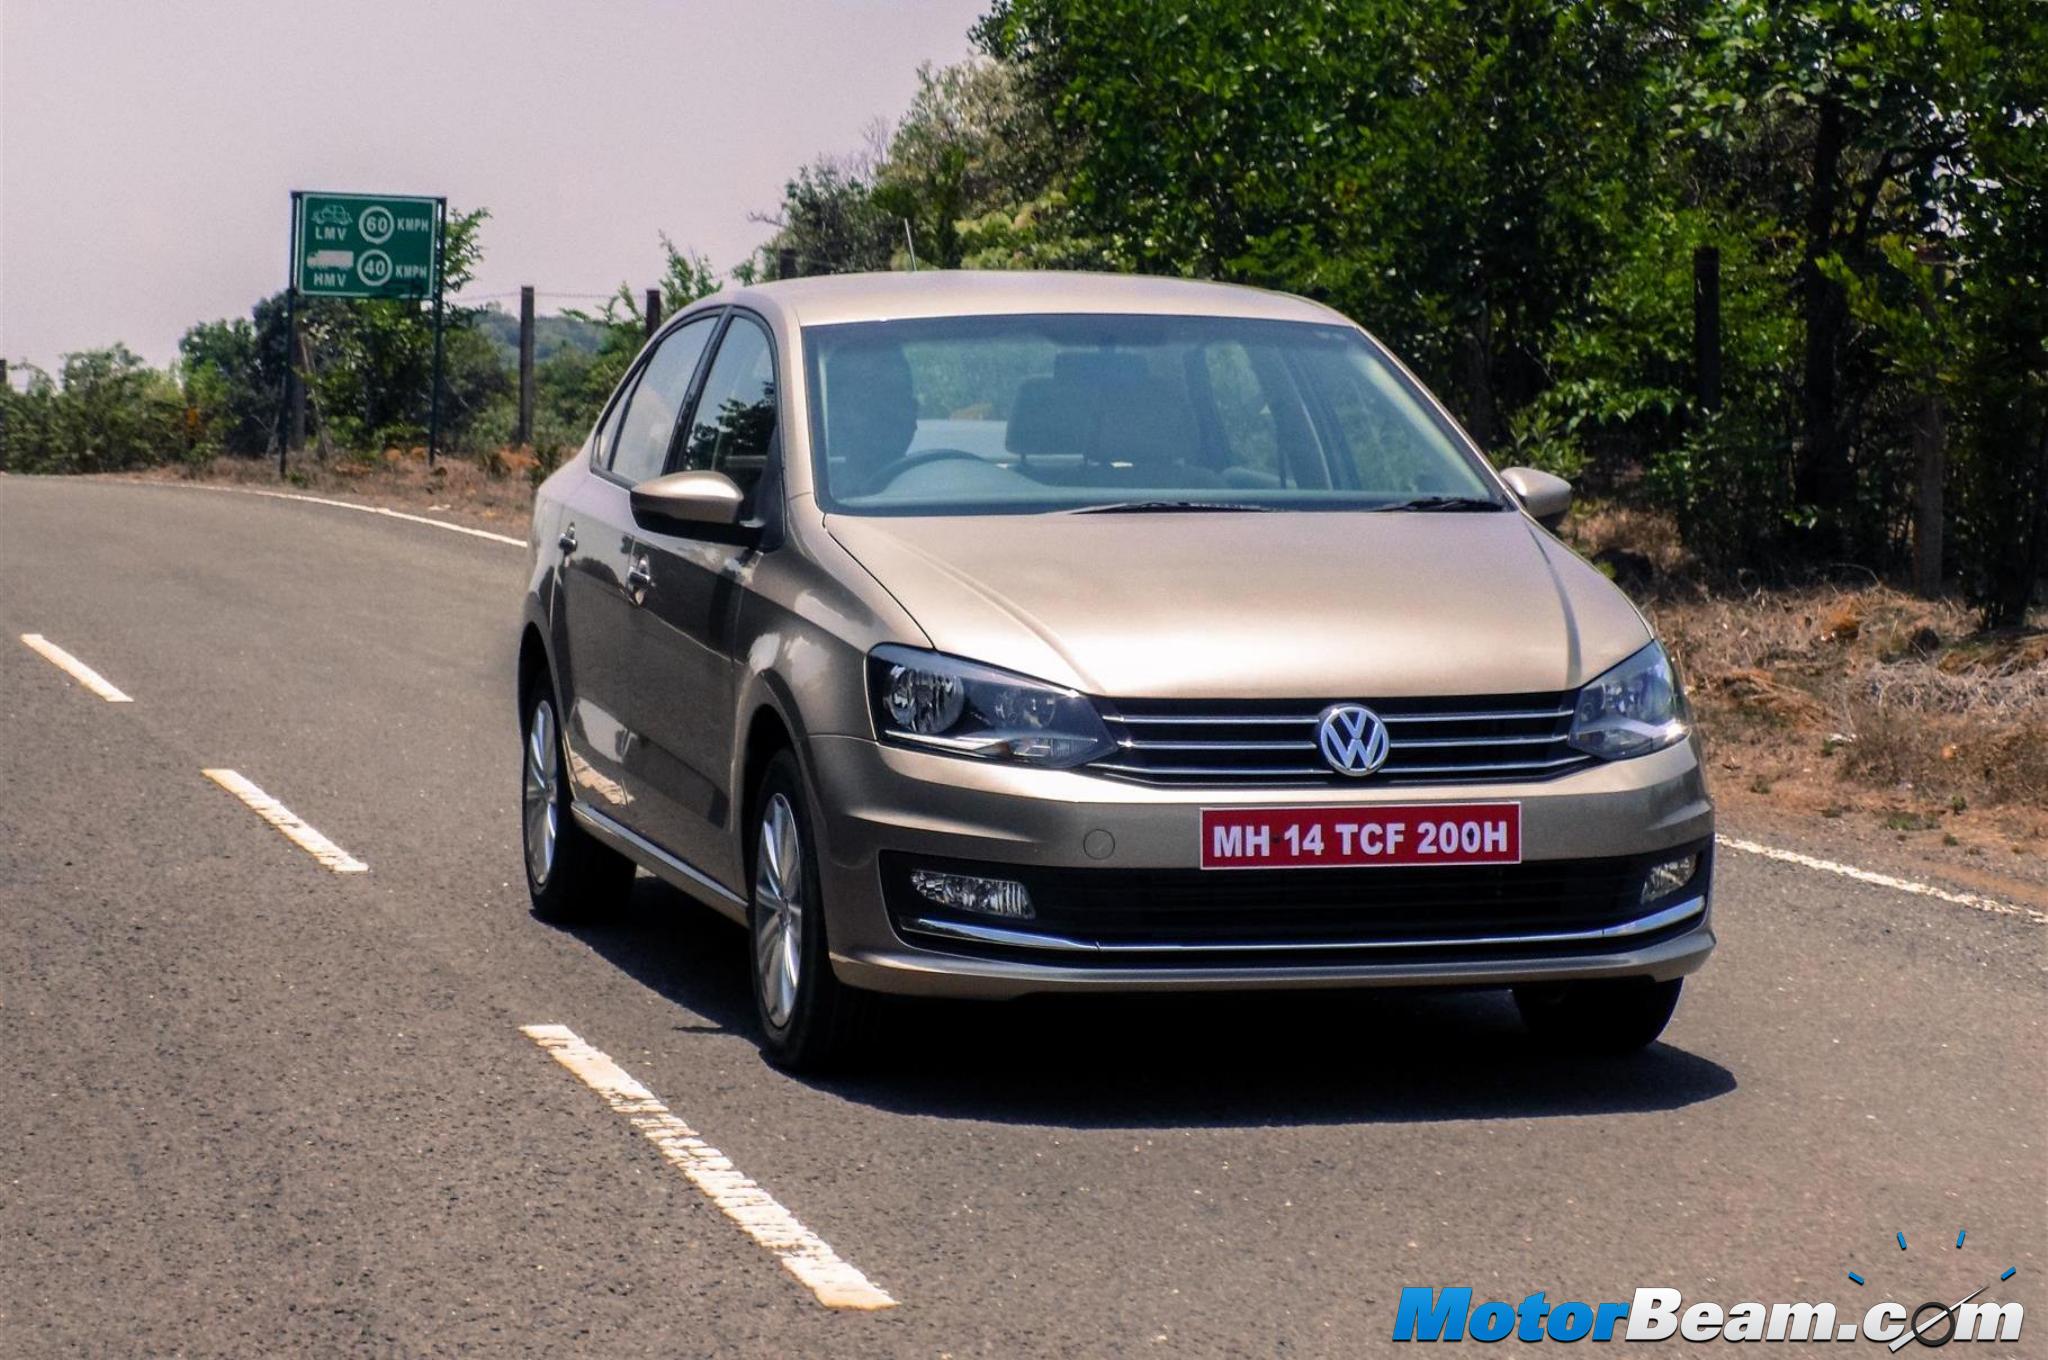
[517,272,1714,1069]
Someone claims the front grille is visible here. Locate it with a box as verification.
[881,844,1710,967]
[1090,693,1592,786]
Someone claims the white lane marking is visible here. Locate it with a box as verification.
[19,633,133,702]
[1717,834,2046,925]
[202,769,368,873]
[520,1023,896,1311]
[154,482,525,547]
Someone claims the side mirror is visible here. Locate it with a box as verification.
[1499,467,1573,530]
[630,469,753,539]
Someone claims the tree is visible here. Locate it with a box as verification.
[751,152,900,277]
[28,346,185,471]
[179,303,288,456]
[870,59,1067,268]
[302,206,499,450]
[1682,1,1979,554]
[978,0,1671,443]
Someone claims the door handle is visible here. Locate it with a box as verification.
[557,525,577,554]
[626,558,654,595]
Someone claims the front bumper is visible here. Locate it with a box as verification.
[806,734,1716,999]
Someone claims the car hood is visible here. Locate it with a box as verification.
[823,511,1651,699]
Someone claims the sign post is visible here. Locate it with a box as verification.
[289,191,447,465]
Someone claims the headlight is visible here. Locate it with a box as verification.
[867,645,1115,767]
[1568,641,1690,759]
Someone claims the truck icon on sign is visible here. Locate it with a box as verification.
[306,250,354,269]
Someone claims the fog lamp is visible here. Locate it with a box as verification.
[910,869,1035,919]
[1642,853,1699,903]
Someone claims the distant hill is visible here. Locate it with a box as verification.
[472,306,606,366]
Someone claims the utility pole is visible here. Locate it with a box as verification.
[1693,245,1722,414]
[517,285,536,447]
[282,191,301,478]
[644,287,661,341]
[425,197,447,469]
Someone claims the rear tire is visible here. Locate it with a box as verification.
[1514,977,1683,1054]
[522,680,634,925]
[749,750,869,1072]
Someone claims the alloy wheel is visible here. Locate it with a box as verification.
[753,792,804,1028]
[523,698,560,887]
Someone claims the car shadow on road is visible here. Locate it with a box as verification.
[563,877,1737,1130]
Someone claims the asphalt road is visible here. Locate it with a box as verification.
[2,475,2041,1358]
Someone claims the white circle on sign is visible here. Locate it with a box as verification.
[358,205,395,243]
[357,250,394,286]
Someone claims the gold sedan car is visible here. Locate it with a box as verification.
[517,272,1713,1069]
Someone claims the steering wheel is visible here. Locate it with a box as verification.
[852,448,988,496]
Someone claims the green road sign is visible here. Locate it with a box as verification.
[293,192,441,299]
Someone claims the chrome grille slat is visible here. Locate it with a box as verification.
[1382,732,1562,749]
[1105,713,1320,726]
[1378,755,1588,775]
[1102,707,1574,726]
[1091,761,1329,779]
[1115,739,1318,752]
[1383,708,1574,724]
[1090,692,1591,786]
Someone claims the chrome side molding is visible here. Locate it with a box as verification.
[570,801,749,922]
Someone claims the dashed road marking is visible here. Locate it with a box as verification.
[520,1023,896,1311]
[1717,834,2046,924]
[19,633,133,702]
[203,768,368,873]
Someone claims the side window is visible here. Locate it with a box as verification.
[1203,342,1280,476]
[679,316,777,502]
[1297,344,1469,495]
[589,378,629,467]
[607,316,716,484]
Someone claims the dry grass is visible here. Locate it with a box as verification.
[1649,584,2048,807]
[1561,504,2048,864]
[135,445,547,535]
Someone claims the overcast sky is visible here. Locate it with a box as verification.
[0,0,987,372]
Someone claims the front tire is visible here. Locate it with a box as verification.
[749,750,868,1071]
[522,682,634,924]
[1514,977,1683,1054]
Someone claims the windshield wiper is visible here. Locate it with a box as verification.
[1371,495,1505,512]
[1066,500,1276,514]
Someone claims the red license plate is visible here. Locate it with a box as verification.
[1200,803,1522,870]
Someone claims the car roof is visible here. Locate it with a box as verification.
[705,269,1348,329]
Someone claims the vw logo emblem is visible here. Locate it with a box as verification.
[1317,703,1390,777]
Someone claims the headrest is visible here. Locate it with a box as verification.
[822,342,916,472]
[1005,375,1097,457]
[1091,376,1198,466]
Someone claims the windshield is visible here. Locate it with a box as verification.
[802,313,1502,515]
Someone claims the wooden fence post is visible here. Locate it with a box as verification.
[516,285,535,447]
[1913,248,1948,599]
[644,288,661,340]
[287,306,307,453]
[1693,245,1722,414]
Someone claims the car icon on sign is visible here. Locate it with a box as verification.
[311,204,352,227]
